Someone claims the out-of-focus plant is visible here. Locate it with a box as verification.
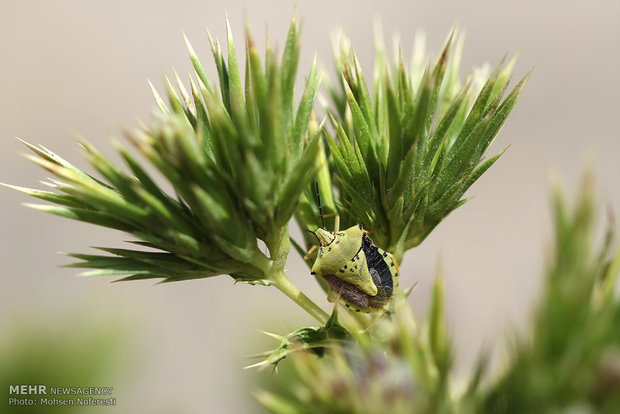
[0,317,129,414]
[256,280,455,414]
[479,175,620,413]
[257,176,620,414]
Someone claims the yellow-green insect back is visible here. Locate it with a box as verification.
[310,185,399,312]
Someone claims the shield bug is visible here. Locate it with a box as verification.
[309,184,399,312]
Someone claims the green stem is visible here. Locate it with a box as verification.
[265,224,291,272]
[264,224,329,324]
[272,271,329,324]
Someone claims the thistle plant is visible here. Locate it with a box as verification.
[8,18,529,326]
[295,30,528,263]
[6,17,328,323]
[8,12,614,414]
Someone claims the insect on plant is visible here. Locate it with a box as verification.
[309,183,399,312]
[8,11,620,412]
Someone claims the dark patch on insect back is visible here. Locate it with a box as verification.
[322,274,370,309]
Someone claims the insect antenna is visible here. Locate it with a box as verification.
[315,181,326,229]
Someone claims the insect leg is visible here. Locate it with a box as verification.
[304,245,318,260]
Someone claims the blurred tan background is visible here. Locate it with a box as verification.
[1,1,619,413]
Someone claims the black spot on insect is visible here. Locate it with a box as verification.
[383,252,388,258]
[390,261,394,267]
[345,303,350,308]
[358,224,362,229]
[344,265,347,269]
[356,309,360,312]
[328,247,332,252]
[311,272,316,275]
[336,241,340,244]
[339,269,344,273]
